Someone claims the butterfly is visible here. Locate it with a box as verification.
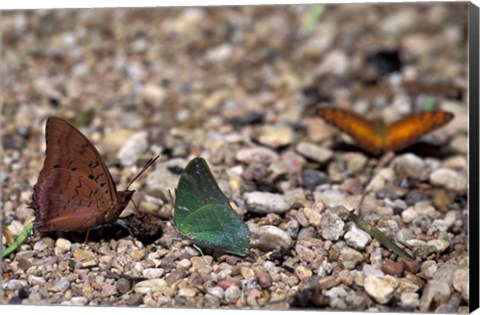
[318,108,454,155]
[174,157,250,257]
[31,116,158,233]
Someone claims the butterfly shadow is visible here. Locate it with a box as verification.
[38,213,163,246]
[331,141,455,160]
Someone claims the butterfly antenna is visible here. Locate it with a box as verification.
[126,155,160,190]
[131,198,140,213]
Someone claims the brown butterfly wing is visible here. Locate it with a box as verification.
[318,108,384,155]
[32,117,118,232]
[34,169,113,232]
[385,111,454,152]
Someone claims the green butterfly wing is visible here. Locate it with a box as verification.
[174,157,250,256]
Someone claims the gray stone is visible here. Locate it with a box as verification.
[364,275,398,304]
[320,212,345,241]
[249,224,292,251]
[296,142,333,164]
[244,191,290,214]
[429,168,467,193]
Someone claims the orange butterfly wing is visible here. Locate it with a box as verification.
[318,108,384,155]
[385,111,454,152]
[32,117,118,232]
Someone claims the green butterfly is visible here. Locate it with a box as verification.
[174,157,250,256]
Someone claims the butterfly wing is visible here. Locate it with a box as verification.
[39,117,117,202]
[180,204,250,256]
[385,111,454,152]
[174,157,250,256]
[318,108,384,155]
[34,168,113,232]
[32,117,118,231]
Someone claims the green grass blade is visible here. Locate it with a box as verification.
[2,221,34,258]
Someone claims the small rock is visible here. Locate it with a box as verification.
[55,238,72,255]
[69,297,88,306]
[166,268,187,285]
[364,275,398,304]
[53,277,70,293]
[362,265,385,278]
[320,212,345,241]
[5,279,28,291]
[142,268,164,279]
[344,153,368,173]
[179,287,196,298]
[318,275,341,290]
[426,239,450,254]
[217,278,241,290]
[249,224,293,251]
[381,260,404,277]
[344,226,371,250]
[207,286,224,299]
[134,279,168,294]
[146,158,184,200]
[366,168,395,192]
[239,266,255,279]
[338,247,363,269]
[236,147,279,164]
[73,248,98,268]
[420,280,451,312]
[429,168,467,193]
[452,268,468,301]
[256,125,295,149]
[244,192,290,214]
[301,207,322,227]
[302,169,330,190]
[117,278,132,294]
[421,261,438,279]
[224,285,241,303]
[117,131,148,166]
[102,129,135,157]
[400,292,420,309]
[295,265,313,280]
[393,153,426,179]
[296,142,333,164]
[256,272,272,289]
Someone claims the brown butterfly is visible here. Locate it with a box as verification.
[318,108,454,155]
[31,117,158,233]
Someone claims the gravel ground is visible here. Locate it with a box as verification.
[1,3,469,312]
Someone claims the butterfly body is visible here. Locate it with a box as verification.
[318,108,454,155]
[174,157,250,257]
[32,117,135,232]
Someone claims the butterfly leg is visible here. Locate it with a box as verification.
[84,228,91,243]
[114,219,135,239]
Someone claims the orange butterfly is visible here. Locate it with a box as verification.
[318,108,454,155]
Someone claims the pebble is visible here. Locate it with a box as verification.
[338,247,363,269]
[5,279,28,291]
[249,224,293,251]
[244,192,290,214]
[53,277,70,293]
[73,248,98,268]
[319,212,345,241]
[142,268,164,279]
[362,265,385,278]
[452,268,468,301]
[426,239,450,254]
[295,265,313,280]
[224,285,241,303]
[117,278,132,294]
[70,296,88,306]
[117,131,148,166]
[146,158,184,200]
[256,272,273,289]
[400,292,420,309]
[54,238,72,255]
[235,147,279,164]
[179,288,196,298]
[429,168,467,193]
[366,168,395,192]
[450,135,468,154]
[318,275,341,290]
[302,169,330,190]
[381,260,404,277]
[101,129,135,158]
[420,280,451,312]
[301,207,322,227]
[344,226,371,250]
[296,142,333,164]
[364,275,398,304]
[393,153,426,179]
[256,124,295,149]
[344,153,368,173]
[133,279,168,294]
[207,286,224,299]
[421,261,437,278]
